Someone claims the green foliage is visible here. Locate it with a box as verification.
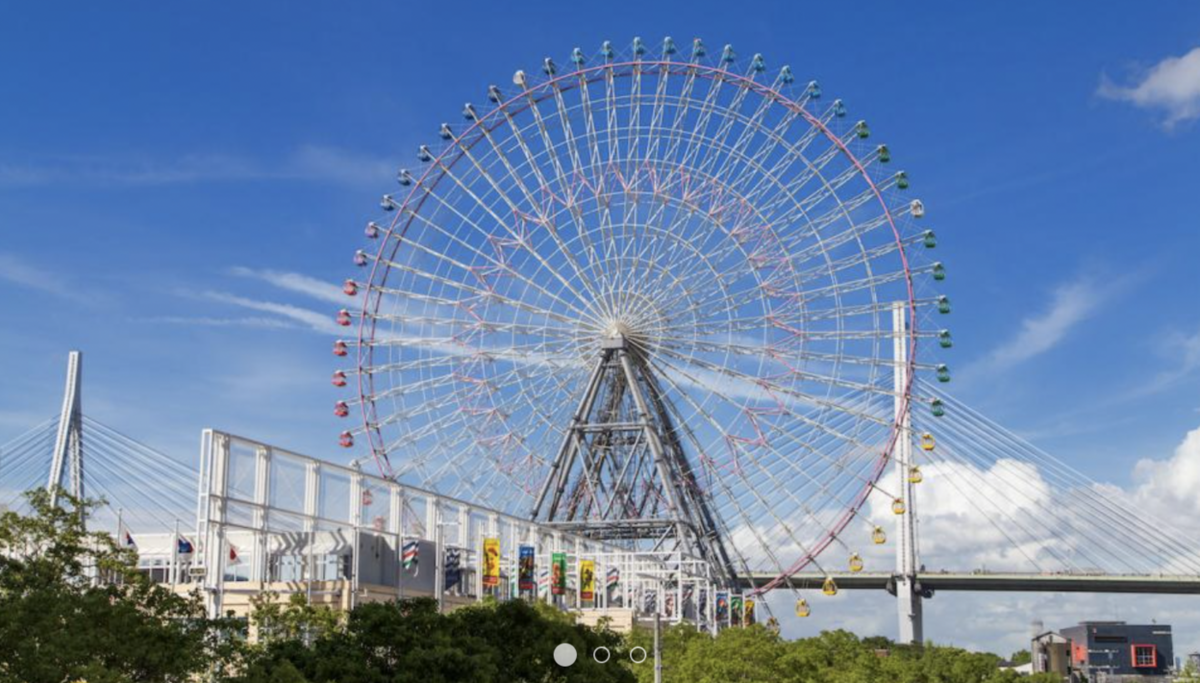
[235,597,633,683]
[0,488,234,683]
[1009,649,1032,666]
[249,591,341,644]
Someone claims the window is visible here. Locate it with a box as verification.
[1131,644,1157,668]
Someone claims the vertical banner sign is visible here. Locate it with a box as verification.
[744,599,756,626]
[482,538,500,588]
[518,545,535,592]
[580,560,596,601]
[715,592,729,624]
[730,595,744,627]
[402,539,419,572]
[444,547,462,590]
[550,552,567,595]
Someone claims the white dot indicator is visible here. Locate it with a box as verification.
[629,646,648,663]
[593,646,611,663]
[554,643,578,667]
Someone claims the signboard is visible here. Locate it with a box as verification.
[580,560,596,601]
[482,538,500,588]
[518,545,535,592]
[551,552,567,595]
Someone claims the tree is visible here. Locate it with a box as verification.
[234,596,634,683]
[0,488,232,683]
[1010,650,1033,666]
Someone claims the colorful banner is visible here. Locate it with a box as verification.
[402,539,419,571]
[715,592,729,624]
[518,545,535,591]
[550,552,567,595]
[606,566,620,589]
[730,595,744,626]
[580,560,596,601]
[744,599,756,626]
[482,538,500,588]
[444,547,462,590]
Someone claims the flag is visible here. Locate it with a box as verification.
[580,560,596,601]
[402,539,419,572]
[518,546,535,592]
[177,537,194,555]
[444,547,462,590]
[118,520,136,550]
[606,566,620,589]
[550,552,567,595]
[538,568,550,597]
[644,591,657,612]
[715,592,729,623]
[730,595,744,626]
[744,599,756,626]
[482,538,501,588]
[228,543,239,564]
[665,593,675,618]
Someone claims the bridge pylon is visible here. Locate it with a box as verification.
[47,350,84,509]
[893,303,924,644]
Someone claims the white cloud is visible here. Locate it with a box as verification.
[143,315,301,331]
[0,145,394,188]
[1134,424,1200,515]
[229,267,346,305]
[1099,46,1200,128]
[977,275,1111,371]
[0,252,85,300]
[200,291,341,335]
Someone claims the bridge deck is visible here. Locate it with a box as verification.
[744,572,1200,594]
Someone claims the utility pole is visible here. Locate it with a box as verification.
[892,303,923,644]
[653,611,663,683]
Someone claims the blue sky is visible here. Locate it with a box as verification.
[2,1,1200,652]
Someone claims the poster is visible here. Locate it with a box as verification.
[730,595,744,626]
[482,538,500,588]
[444,547,462,590]
[551,552,567,595]
[744,598,756,626]
[518,545,535,592]
[580,560,596,601]
[715,592,729,623]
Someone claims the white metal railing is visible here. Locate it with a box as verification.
[194,429,723,630]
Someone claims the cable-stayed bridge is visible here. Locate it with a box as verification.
[2,350,1199,642]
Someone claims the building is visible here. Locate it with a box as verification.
[1059,621,1173,680]
[1032,631,1072,677]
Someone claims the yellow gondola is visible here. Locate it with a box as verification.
[848,553,864,573]
[822,576,838,596]
[892,497,906,515]
[795,598,810,617]
[908,465,924,484]
[920,432,935,451]
[872,526,887,545]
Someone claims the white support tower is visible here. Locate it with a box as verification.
[893,303,923,644]
[47,350,84,508]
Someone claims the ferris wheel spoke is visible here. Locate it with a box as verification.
[351,42,939,590]
[647,361,835,577]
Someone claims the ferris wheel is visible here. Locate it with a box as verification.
[333,37,949,605]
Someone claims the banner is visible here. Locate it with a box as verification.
[518,545,535,591]
[402,539,419,571]
[550,552,567,595]
[730,595,744,626]
[580,560,596,601]
[444,547,462,590]
[744,598,756,626]
[606,566,620,589]
[715,592,729,624]
[482,538,500,588]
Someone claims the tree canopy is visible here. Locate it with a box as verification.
[0,489,1069,683]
